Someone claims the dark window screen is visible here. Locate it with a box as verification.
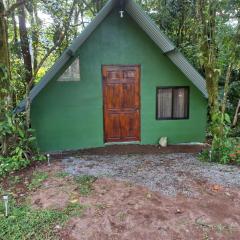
[157,87,189,120]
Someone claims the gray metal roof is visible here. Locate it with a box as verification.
[125,0,207,97]
[16,0,207,113]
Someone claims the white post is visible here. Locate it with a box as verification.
[3,195,8,217]
[47,154,51,166]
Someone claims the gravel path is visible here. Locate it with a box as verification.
[62,153,240,197]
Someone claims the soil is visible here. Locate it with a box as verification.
[2,146,240,240]
[30,174,240,240]
[51,144,208,158]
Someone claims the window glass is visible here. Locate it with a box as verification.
[173,88,188,118]
[157,87,189,120]
[58,58,80,81]
[157,88,172,119]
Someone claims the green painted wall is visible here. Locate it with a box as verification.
[31,10,207,152]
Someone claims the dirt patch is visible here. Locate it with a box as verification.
[25,170,240,240]
[51,144,207,158]
[59,178,240,240]
[30,176,78,209]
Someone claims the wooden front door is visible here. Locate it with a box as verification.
[102,65,140,143]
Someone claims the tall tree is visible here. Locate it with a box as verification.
[0,0,10,97]
[0,0,10,156]
[27,0,41,73]
[17,0,32,83]
[196,0,219,115]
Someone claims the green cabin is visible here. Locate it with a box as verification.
[17,0,208,153]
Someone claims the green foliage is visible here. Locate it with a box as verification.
[230,124,240,138]
[201,110,240,164]
[211,138,240,165]
[0,200,85,240]
[55,171,70,178]
[0,206,65,240]
[74,175,97,196]
[28,171,49,190]
[0,64,45,178]
[0,110,46,178]
[201,138,240,165]
[228,80,240,119]
[8,175,21,186]
[63,202,86,218]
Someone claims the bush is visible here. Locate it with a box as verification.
[230,124,240,138]
[0,110,45,178]
[200,109,240,165]
[200,138,240,165]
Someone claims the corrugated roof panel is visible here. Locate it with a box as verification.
[167,51,208,97]
[126,0,207,98]
[126,0,175,53]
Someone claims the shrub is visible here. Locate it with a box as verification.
[201,110,240,165]
[0,110,45,178]
[200,138,240,165]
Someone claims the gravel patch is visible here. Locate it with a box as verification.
[61,153,240,197]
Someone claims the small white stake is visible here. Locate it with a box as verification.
[3,195,9,217]
[47,154,51,166]
[119,10,124,18]
[209,150,212,161]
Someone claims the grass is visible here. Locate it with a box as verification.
[0,198,86,240]
[8,176,21,186]
[74,175,97,196]
[55,172,69,178]
[28,171,48,190]
[0,172,96,239]
[0,206,65,240]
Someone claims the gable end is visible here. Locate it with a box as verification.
[15,0,207,113]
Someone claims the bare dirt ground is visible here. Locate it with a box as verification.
[62,178,240,240]
[2,145,240,240]
[52,144,206,157]
[30,167,240,240]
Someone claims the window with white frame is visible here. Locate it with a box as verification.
[57,58,80,81]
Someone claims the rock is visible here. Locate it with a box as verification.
[159,137,167,147]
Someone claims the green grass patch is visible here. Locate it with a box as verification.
[0,206,66,240]
[55,172,69,178]
[28,171,48,190]
[8,175,21,186]
[63,203,86,217]
[0,199,86,240]
[74,175,97,196]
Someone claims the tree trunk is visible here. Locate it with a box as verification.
[196,0,219,118]
[28,1,40,73]
[0,0,10,156]
[0,0,10,94]
[17,0,32,83]
[233,100,240,127]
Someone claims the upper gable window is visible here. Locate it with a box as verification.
[57,58,80,82]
